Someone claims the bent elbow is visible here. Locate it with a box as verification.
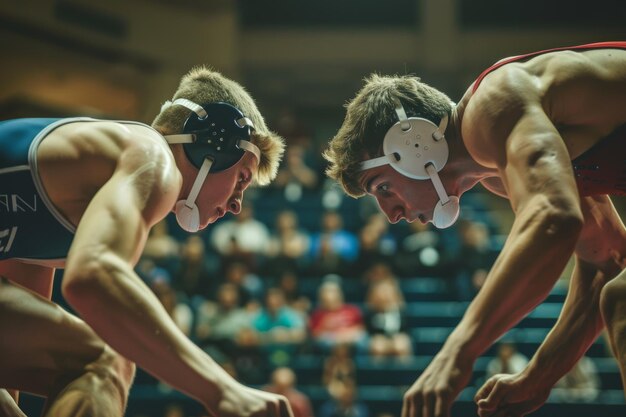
[542,206,583,240]
[62,257,109,312]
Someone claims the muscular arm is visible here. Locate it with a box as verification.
[449,103,584,359]
[473,257,604,417]
[401,97,585,417]
[0,260,55,414]
[61,144,232,410]
[522,195,626,384]
[524,258,605,382]
[0,389,26,417]
[475,195,626,415]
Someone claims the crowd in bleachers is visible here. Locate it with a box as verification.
[125,115,621,417]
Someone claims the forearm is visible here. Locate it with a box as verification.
[524,261,606,387]
[63,256,234,410]
[5,390,17,404]
[0,389,25,417]
[448,209,581,358]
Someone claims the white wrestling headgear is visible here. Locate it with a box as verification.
[163,98,261,233]
[359,99,460,229]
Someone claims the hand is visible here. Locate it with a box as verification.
[474,372,551,417]
[214,383,294,417]
[402,350,473,417]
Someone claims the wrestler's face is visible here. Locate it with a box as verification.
[195,152,258,228]
[359,164,440,224]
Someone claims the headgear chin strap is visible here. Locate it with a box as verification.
[163,98,261,232]
[359,99,460,229]
[175,157,213,232]
[427,164,460,229]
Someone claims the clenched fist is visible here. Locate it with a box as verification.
[474,372,551,417]
[402,351,473,417]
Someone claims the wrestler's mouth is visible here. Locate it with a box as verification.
[403,213,428,224]
[391,213,404,224]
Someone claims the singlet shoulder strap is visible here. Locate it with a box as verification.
[472,41,626,94]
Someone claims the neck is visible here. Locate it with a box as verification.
[443,107,498,195]
[169,144,195,202]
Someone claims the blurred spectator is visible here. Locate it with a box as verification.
[486,342,529,378]
[151,279,194,337]
[308,211,359,276]
[395,221,448,278]
[193,297,265,384]
[276,269,312,317]
[357,194,384,225]
[319,381,369,417]
[361,262,396,288]
[309,281,367,352]
[355,214,397,276]
[263,367,315,417]
[221,359,239,379]
[136,257,172,288]
[195,283,252,354]
[274,107,309,144]
[273,108,324,179]
[364,279,412,359]
[174,235,215,300]
[223,260,264,309]
[274,144,320,202]
[142,219,180,271]
[451,220,497,301]
[233,326,267,385]
[323,343,356,397]
[266,210,311,275]
[163,404,185,417]
[252,288,306,366]
[210,204,271,266]
[553,356,600,402]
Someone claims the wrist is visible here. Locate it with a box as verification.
[443,326,482,363]
[189,350,238,411]
[202,376,227,412]
[521,356,561,390]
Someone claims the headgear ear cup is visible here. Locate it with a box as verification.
[433,196,460,229]
[381,116,449,179]
[175,200,200,232]
[174,156,213,233]
[425,163,460,229]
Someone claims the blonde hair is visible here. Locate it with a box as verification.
[152,66,285,186]
[323,74,452,197]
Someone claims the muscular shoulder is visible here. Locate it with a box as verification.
[67,121,182,225]
[114,124,181,224]
[462,65,543,166]
[114,123,174,172]
[44,120,168,163]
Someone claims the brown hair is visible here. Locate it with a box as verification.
[152,66,285,186]
[323,74,452,197]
